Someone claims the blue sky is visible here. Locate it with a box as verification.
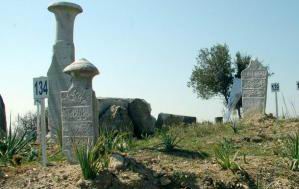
[1,0,299,121]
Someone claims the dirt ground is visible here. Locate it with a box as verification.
[1,116,299,189]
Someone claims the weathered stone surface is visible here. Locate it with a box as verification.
[99,105,134,134]
[61,58,99,162]
[0,95,6,133]
[97,98,156,137]
[47,2,82,138]
[109,153,126,171]
[156,113,196,128]
[241,60,268,117]
[97,98,134,117]
[128,99,156,137]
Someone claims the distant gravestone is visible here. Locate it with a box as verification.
[156,113,196,128]
[215,117,223,124]
[47,2,82,138]
[241,60,268,117]
[0,95,6,133]
[61,58,99,162]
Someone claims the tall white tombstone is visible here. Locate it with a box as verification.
[47,2,82,137]
[241,60,268,117]
[61,58,99,162]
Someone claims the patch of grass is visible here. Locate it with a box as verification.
[75,143,105,180]
[159,129,182,152]
[75,130,132,180]
[171,171,197,188]
[214,138,241,171]
[48,150,66,162]
[286,132,299,171]
[99,130,132,153]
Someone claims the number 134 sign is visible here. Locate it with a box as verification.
[33,77,49,100]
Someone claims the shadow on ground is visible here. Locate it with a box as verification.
[158,148,209,160]
[95,155,200,189]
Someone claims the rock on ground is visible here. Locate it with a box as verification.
[99,105,134,134]
[128,99,156,137]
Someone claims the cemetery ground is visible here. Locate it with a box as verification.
[1,116,299,189]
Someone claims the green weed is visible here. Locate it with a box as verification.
[214,138,241,171]
[286,132,299,171]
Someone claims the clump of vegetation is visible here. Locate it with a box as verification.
[75,144,104,180]
[159,129,182,151]
[98,130,132,153]
[285,132,299,171]
[214,138,241,171]
[75,130,131,180]
[0,118,35,165]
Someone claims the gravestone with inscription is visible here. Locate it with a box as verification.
[241,60,268,117]
[61,58,99,162]
[47,2,82,138]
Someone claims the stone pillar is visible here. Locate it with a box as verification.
[47,2,83,138]
[0,94,7,133]
[61,58,99,162]
[241,60,268,117]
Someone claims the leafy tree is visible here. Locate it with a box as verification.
[188,44,234,104]
[234,52,251,118]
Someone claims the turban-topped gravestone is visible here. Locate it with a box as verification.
[47,2,82,138]
[61,58,99,162]
[241,60,268,117]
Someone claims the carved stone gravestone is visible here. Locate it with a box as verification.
[241,60,268,117]
[47,2,82,137]
[61,58,99,162]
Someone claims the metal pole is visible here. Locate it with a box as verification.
[40,98,47,166]
[36,100,41,144]
[275,91,279,119]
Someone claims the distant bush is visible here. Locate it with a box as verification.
[286,132,299,171]
[214,138,241,171]
[0,118,35,165]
